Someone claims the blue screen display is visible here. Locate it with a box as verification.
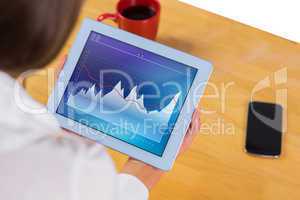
[57,31,197,156]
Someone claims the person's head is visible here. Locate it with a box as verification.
[0,0,83,75]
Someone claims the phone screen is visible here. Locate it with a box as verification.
[246,102,283,157]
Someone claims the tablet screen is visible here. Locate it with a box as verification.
[57,31,197,156]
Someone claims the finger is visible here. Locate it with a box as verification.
[186,110,197,134]
[55,55,68,80]
[185,122,198,144]
[193,109,201,131]
[179,110,200,154]
[58,55,68,72]
[188,113,200,140]
[182,127,198,153]
[187,109,200,135]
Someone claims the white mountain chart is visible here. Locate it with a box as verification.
[67,82,181,142]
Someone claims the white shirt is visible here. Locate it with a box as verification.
[0,71,148,200]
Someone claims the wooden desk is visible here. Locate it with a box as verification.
[25,0,300,199]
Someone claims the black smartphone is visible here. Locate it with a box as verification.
[245,101,283,157]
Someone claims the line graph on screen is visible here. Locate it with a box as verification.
[67,63,181,143]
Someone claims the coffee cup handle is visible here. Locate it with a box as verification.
[97,13,119,22]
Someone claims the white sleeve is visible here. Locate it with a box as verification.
[117,174,149,200]
[60,137,149,200]
[0,134,149,200]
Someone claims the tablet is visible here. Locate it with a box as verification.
[48,18,213,170]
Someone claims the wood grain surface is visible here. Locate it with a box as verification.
[25,0,300,199]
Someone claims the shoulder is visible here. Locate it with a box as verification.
[0,71,60,151]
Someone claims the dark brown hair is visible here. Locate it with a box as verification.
[0,0,83,71]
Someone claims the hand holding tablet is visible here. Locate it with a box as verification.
[48,19,213,170]
[122,109,200,189]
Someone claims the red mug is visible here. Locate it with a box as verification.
[97,0,161,40]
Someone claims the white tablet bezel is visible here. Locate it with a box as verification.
[48,18,213,170]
